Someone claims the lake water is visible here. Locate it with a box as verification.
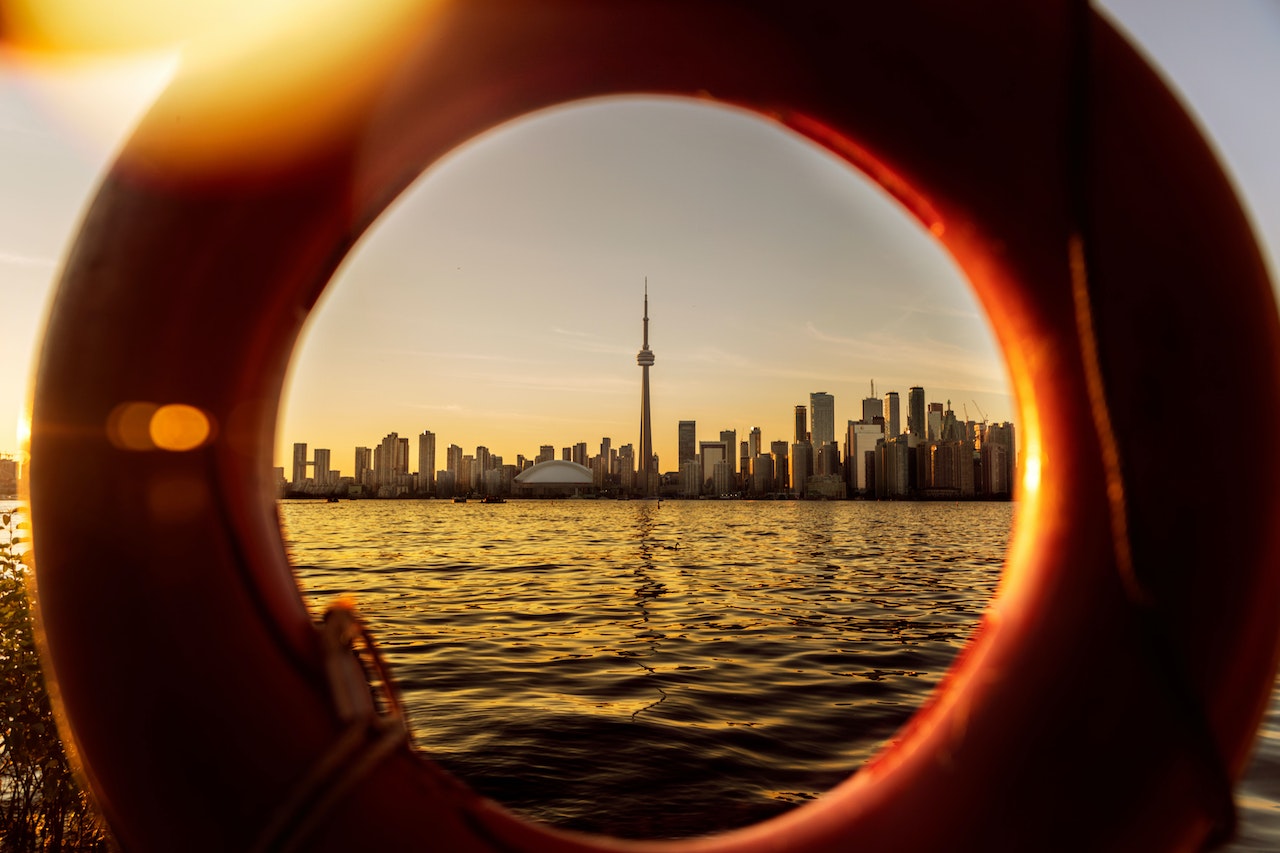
[274,498,1280,847]
[6,498,1278,847]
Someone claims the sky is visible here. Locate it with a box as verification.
[1,2,1278,478]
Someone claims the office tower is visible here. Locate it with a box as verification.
[794,405,808,443]
[748,426,762,459]
[418,431,436,493]
[941,400,962,442]
[562,447,571,461]
[313,448,331,486]
[790,441,813,498]
[537,445,555,465]
[680,458,702,497]
[847,422,883,492]
[699,440,729,477]
[636,282,657,496]
[861,381,883,424]
[883,391,901,438]
[770,440,790,491]
[599,437,611,463]
[291,442,308,487]
[810,392,835,447]
[678,420,697,466]
[908,386,926,440]
[354,446,371,485]
[928,402,944,441]
[984,422,1017,497]
[719,429,737,477]
[572,442,588,467]
[476,446,492,474]
[447,444,463,478]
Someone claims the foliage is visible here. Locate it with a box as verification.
[0,509,110,852]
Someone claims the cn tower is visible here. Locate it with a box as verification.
[636,280,655,496]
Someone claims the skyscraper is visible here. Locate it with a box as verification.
[810,392,835,447]
[794,405,808,443]
[418,430,435,493]
[883,391,901,438]
[678,420,697,466]
[636,282,656,496]
[719,429,737,478]
[908,387,926,441]
[291,442,308,487]
[861,381,883,424]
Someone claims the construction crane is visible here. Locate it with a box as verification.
[971,400,988,426]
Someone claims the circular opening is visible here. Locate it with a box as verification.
[275,97,1018,839]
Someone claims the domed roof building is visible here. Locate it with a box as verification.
[513,460,596,497]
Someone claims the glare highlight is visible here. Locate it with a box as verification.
[149,404,212,451]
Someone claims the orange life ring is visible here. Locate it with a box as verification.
[29,2,1280,851]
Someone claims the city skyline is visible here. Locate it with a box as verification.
[282,374,1014,490]
[2,5,1278,481]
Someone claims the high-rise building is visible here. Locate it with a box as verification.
[354,446,371,485]
[908,386,926,440]
[861,381,883,424]
[291,442,308,487]
[748,426,762,459]
[790,441,813,498]
[636,282,657,496]
[928,402,944,441]
[418,431,436,493]
[447,444,463,478]
[678,420,697,466]
[847,422,884,492]
[313,448,331,486]
[770,440,790,492]
[719,429,737,477]
[794,405,808,443]
[572,442,588,467]
[699,440,730,478]
[536,445,555,465]
[810,392,835,447]
[883,391,901,438]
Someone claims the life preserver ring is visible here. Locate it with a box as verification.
[29,2,1280,851]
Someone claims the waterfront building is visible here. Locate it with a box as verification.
[536,445,555,465]
[793,405,808,443]
[446,444,463,482]
[712,459,735,496]
[810,392,835,447]
[908,386,926,441]
[751,454,774,495]
[719,429,737,479]
[790,441,813,498]
[354,446,372,486]
[876,436,912,498]
[636,283,657,496]
[748,426,762,460]
[699,440,730,482]
[861,381,882,424]
[928,402,944,441]
[883,391,901,438]
[847,421,883,493]
[572,442,588,468]
[770,440,790,492]
[313,448,332,486]
[418,431,435,494]
[816,441,841,476]
[291,442,308,488]
[678,421,697,466]
[680,459,702,497]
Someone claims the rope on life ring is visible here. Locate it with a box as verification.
[29,2,1280,851]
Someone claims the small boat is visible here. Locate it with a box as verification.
[453,497,468,503]
[481,496,506,504]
